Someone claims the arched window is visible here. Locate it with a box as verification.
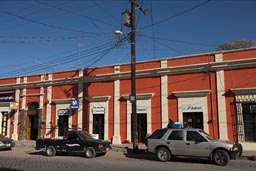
[28,102,39,109]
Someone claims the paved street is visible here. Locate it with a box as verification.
[0,145,256,171]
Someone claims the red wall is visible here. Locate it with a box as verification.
[53,71,78,79]
[27,75,41,82]
[168,73,209,92]
[0,78,16,85]
[223,49,256,61]
[2,48,256,141]
[224,67,256,140]
[88,82,114,140]
[167,54,215,67]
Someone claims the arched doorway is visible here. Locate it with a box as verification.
[26,102,39,140]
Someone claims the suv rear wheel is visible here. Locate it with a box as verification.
[156,147,171,162]
[213,149,230,166]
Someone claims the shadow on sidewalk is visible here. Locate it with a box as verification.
[123,147,156,161]
[123,148,212,165]
[0,168,22,171]
[25,149,45,156]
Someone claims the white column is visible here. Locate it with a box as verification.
[39,75,45,109]
[12,77,20,140]
[126,101,132,141]
[78,69,83,130]
[22,77,27,109]
[215,53,228,139]
[112,66,121,144]
[161,60,168,128]
[45,73,52,137]
[20,76,27,140]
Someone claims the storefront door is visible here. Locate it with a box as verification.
[183,112,203,129]
[1,112,8,136]
[137,114,147,142]
[131,113,147,142]
[26,109,38,140]
[58,115,69,136]
[93,114,104,140]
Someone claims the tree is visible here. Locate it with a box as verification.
[216,40,256,51]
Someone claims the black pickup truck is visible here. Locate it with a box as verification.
[35,130,111,158]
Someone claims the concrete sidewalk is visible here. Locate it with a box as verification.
[111,143,256,160]
[14,140,256,160]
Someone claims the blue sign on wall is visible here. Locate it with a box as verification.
[70,99,79,109]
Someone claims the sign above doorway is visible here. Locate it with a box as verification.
[182,104,203,112]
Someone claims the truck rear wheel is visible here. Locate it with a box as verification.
[85,147,96,158]
[46,145,56,157]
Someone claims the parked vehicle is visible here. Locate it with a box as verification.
[35,130,111,158]
[145,128,242,166]
[0,134,15,150]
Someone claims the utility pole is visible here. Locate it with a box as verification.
[130,0,138,150]
[116,0,145,151]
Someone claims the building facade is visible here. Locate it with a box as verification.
[1,48,256,150]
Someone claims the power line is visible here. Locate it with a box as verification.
[0,34,113,44]
[90,0,119,27]
[33,0,113,31]
[140,33,216,47]
[140,0,211,29]
[0,39,121,78]
[0,8,103,35]
[149,0,156,58]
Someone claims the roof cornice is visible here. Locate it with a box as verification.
[1,57,256,91]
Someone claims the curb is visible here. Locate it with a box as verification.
[14,141,256,161]
[110,145,256,162]
[111,146,128,153]
[14,140,36,148]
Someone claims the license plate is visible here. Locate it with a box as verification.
[6,144,11,147]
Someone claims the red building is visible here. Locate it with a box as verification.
[1,48,256,150]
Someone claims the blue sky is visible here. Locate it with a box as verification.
[0,0,255,78]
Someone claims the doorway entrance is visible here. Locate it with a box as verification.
[26,114,38,140]
[58,115,69,136]
[1,112,8,136]
[57,109,70,136]
[183,112,203,129]
[26,102,39,140]
[131,113,147,143]
[93,114,104,140]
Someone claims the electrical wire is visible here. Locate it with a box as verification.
[33,0,113,31]
[140,33,215,47]
[149,0,156,58]
[140,0,211,29]
[0,39,123,78]
[0,34,113,44]
[91,0,118,20]
[0,8,103,35]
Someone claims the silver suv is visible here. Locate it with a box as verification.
[145,128,242,166]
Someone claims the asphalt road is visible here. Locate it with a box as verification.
[0,146,256,171]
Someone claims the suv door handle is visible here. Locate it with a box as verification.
[186,143,190,145]
[167,142,170,144]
